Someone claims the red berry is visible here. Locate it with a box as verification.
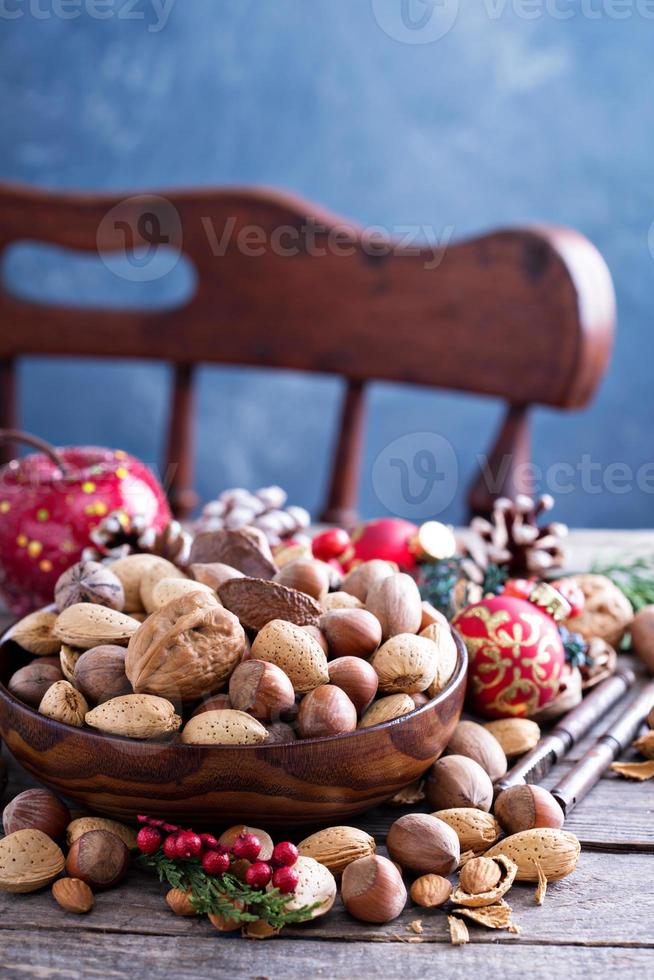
[271,841,298,867]
[162,822,180,833]
[163,834,179,859]
[137,814,148,824]
[199,833,220,850]
[503,578,534,600]
[272,865,299,894]
[202,849,231,876]
[232,832,262,862]
[136,826,162,855]
[245,861,272,889]
[174,831,203,860]
[312,528,351,562]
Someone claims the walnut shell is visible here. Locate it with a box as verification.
[125,591,245,701]
[218,577,321,631]
[54,561,125,612]
[565,573,633,646]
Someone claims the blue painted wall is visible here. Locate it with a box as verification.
[1,1,653,527]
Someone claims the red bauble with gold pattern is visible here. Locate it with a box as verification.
[340,517,420,573]
[0,445,170,615]
[453,593,565,719]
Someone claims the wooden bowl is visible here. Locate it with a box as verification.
[0,624,467,829]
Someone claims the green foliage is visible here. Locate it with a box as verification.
[138,852,319,928]
[593,556,654,612]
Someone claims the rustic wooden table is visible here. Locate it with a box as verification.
[0,531,652,979]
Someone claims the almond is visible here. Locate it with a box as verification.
[251,619,329,693]
[180,709,268,745]
[39,681,88,727]
[52,877,94,913]
[139,558,187,613]
[66,817,137,851]
[321,591,364,612]
[54,604,141,649]
[298,826,376,878]
[359,693,415,728]
[485,828,581,881]
[420,622,459,696]
[370,634,438,694]
[483,718,541,758]
[59,644,82,683]
[0,829,65,893]
[108,554,163,612]
[431,808,501,855]
[151,577,215,609]
[9,610,60,655]
[365,573,422,640]
[85,693,181,739]
[319,608,382,658]
[284,856,336,919]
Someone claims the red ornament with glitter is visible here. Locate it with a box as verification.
[341,518,420,573]
[0,431,170,615]
[452,586,568,720]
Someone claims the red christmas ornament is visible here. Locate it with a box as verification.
[341,518,420,573]
[311,527,351,563]
[0,432,170,614]
[453,593,565,719]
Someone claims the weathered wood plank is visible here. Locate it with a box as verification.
[0,931,651,980]
[0,850,651,947]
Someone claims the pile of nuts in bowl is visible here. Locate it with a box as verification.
[5,527,460,743]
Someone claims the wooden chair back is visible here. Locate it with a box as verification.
[0,181,615,522]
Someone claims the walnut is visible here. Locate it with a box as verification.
[54,561,125,612]
[565,573,633,646]
[125,591,245,701]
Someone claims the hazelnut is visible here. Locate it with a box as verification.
[165,887,197,916]
[191,693,232,717]
[341,560,395,602]
[301,624,329,654]
[8,662,63,707]
[630,605,654,674]
[386,813,460,875]
[218,825,274,861]
[73,645,131,704]
[51,877,94,914]
[426,755,493,812]
[228,660,295,722]
[319,609,382,658]
[297,685,357,738]
[446,721,507,782]
[459,857,501,895]
[3,789,70,839]
[410,873,452,908]
[264,721,297,743]
[54,560,125,612]
[327,657,378,714]
[274,559,331,599]
[494,785,565,835]
[341,854,407,923]
[65,829,130,890]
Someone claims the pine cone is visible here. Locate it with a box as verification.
[138,521,192,568]
[82,510,148,562]
[464,495,567,577]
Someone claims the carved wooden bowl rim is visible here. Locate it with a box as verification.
[0,615,468,751]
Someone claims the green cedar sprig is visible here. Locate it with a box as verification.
[138,851,319,928]
[593,555,654,613]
